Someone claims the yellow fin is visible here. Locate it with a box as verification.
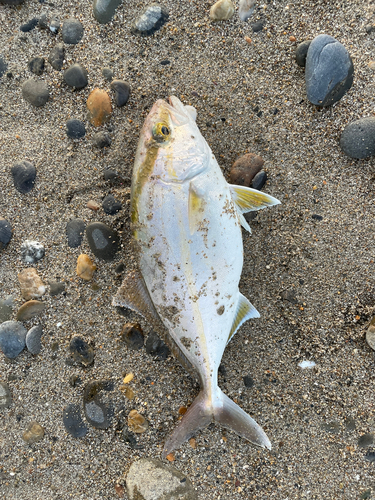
[227,293,260,344]
[229,184,281,213]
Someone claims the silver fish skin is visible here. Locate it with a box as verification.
[114,96,280,457]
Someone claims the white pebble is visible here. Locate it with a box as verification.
[298,360,316,369]
[238,0,256,22]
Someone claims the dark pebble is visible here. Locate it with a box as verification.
[22,79,49,107]
[321,421,340,434]
[83,380,113,429]
[48,43,65,71]
[251,19,265,32]
[26,325,43,355]
[86,222,120,261]
[312,214,323,221]
[20,240,45,263]
[102,194,122,215]
[93,0,122,24]
[115,262,125,274]
[38,12,49,29]
[69,374,81,387]
[121,323,144,350]
[66,119,86,139]
[28,57,45,76]
[0,55,8,78]
[49,281,66,296]
[345,416,356,431]
[63,404,88,438]
[102,67,114,81]
[0,321,27,359]
[160,59,170,65]
[0,218,12,249]
[11,160,36,194]
[358,433,374,448]
[295,40,311,68]
[280,289,297,304]
[243,375,254,388]
[64,63,88,89]
[364,451,375,463]
[0,297,13,322]
[110,79,130,107]
[69,336,95,366]
[251,170,267,190]
[121,428,140,449]
[92,131,111,148]
[0,381,12,408]
[103,168,118,182]
[20,18,39,33]
[340,117,375,159]
[0,0,25,4]
[131,3,169,36]
[145,330,170,360]
[62,17,84,44]
[66,218,85,247]
[49,17,60,34]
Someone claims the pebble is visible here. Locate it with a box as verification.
[26,324,43,354]
[364,451,375,463]
[366,317,375,350]
[92,131,111,148]
[49,17,60,34]
[110,80,130,107]
[0,381,12,408]
[63,403,88,438]
[102,67,114,81]
[104,168,119,182]
[66,119,86,139]
[22,79,49,107]
[76,254,97,281]
[62,17,84,44]
[126,458,197,500]
[48,43,65,71]
[102,194,122,215]
[0,321,27,359]
[20,18,39,33]
[28,57,45,76]
[145,331,170,360]
[229,153,264,186]
[128,409,149,434]
[305,34,354,106]
[0,55,7,78]
[209,0,234,21]
[0,0,25,5]
[0,297,14,322]
[22,421,44,444]
[64,63,88,89]
[87,88,112,127]
[295,40,311,68]
[121,323,144,350]
[87,199,101,211]
[131,3,169,36]
[298,360,316,369]
[38,12,49,30]
[49,281,66,296]
[66,218,86,248]
[321,421,340,434]
[93,0,122,24]
[16,300,45,321]
[243,375,254,388]
[11,160,36,194]
[358,433,374,448]
[251,19,265,32]
[83,380,113,429]
[69,336,95,366]
[20,240,45,263]
[0,218,12,249]
[238,0,255,22]
[18,268,46,300]
[86,222,120,261]
[121,428,139,448]
[339,117,375,159]
[251,170,267,190]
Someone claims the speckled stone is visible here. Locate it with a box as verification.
[87,88,112,126]
[340,117,375,159]
[62,17,84,44]
[93,0,122,24]
[66,218,85,248]
[66,119,86,139]
[0,218,12,249]
[20,240,45,263]
[0,381,12,408]
[16,300,45,321]
[69,336,95,366]
[76,254,96,281]
[18,268,46,300]
[28,57,45,76]
[26,324,43,355]
[22,421,44,444]
[110,80,130,107]
[63,404,88,438]
[48,43,65,71]
[64,63,88,89]
[358,433,374,448]
[209,0,235,21]
[92,131,111,148]
[0,321,27,359]
[22,79,49,107]
[102,67,113,81]
[0,297,13,322]
[11,160,36,194]
[131,3,169,36]
[86,222,120,261]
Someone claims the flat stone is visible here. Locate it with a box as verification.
[11,160,36,194]
[83,380,113,429]
[102,194,122,215]
[76,254,96,281]
[20,18,39,32]
[86,222,120,261]
[16,300,45,321]
[87,88,112,127]
[69,335,95,366]
[251,19,265,32]
[48,43,65,71]
[22,79,49,107]
[0,321,27,359]
[66,119,86,139]
[0,381,12,408]
[93,0,122,25]
[126,458,197,500]
[131,3,169,36]
[340,117,375,159]
[209,0,234,21]
[28,57,45,76]
[121,323,144,350]
[229,153,264,186]
[63,404,88,438]
[64,63,88,89]
[18,268,46,300]
[20,240,45,263]
[238,0,255,22]
[110,80,130,107]
[0,0,25,5]
[49,281,66,296]
[251,170,267,190]
[145,331,170,360]
[26,324,43,354]
[66,218,86,248]
[295,40,311,68]
[243,375,254,388]
[0,218,12,249]
[0,297,14,322]
[22,421,44,444]
[62,17,84,44]
[92,131,111,148]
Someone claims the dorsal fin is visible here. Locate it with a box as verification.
[227,293,260,345]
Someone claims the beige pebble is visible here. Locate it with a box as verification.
[368,61,375,71]
[16,300,45,321]
[22,421,44,444]
[123,373,134,384]
[87,88,112,127]
[18,268,46,300]
[209,0,235,21]
[87,199,100,211]
[128,409,148,433]
[366,317,375,350]
[76,254,96,281]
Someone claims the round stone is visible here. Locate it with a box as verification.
[26,324,43,355]
[62,17,84,44]
[48,43,65,71]
[0,321,27,359]
[340,117,375,159]
[76,254,96,281]
[11,160,36,194]
[0,381,12,408]
[66,119,86,139]
[20,240,45,263]
[63,404,88,438]
[87,88,112,127]
[93,0,122,24]
[92,131,111,148]
[358,433,374,448]
[251,19,265,32]
[64,63,88,89]
[229,153,264,187]
[86,222,120,261]
[295,40,311,68]
[22,421,44,444]
[102,194,122,215]
[110,80,130,107]
[69,336,95,366]
[131,3,170,36]
[22,79,49,107]
[102,67,114,81]
[103,168,119,182]
[66,218,85,248]
[209,0,234,21]
[243,375,254,388]
[121,323,144,350]
[28,57,45,76]
[16,300,45,321]
[0,218,12,249]
[18,267,46,300]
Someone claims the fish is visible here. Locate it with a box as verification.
[113,96,280,458]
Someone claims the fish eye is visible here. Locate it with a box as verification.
[152,122,171,142]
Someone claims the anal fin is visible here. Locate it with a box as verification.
[227,293,259,345]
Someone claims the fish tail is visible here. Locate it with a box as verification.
[162,388,271,458]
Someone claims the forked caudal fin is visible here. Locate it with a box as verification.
[162,387,271,458]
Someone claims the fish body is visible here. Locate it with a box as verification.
[114,96,280,457]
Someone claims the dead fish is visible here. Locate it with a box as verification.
[113,96,280,457]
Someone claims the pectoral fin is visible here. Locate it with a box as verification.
[227,293,260,344]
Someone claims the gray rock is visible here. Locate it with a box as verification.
[49,17,60,34]
[251,19,265,32]
[145,331,170,360]
[83,380,113,429]
[102,67,113,81]
[48,43,65,71]
[62,17,84,44]
[64,63,88,89]
[11,160,36,194]
[20,240,45,263]
[358,433,374,448]
[102,194,122,215]
[92,131,111,148]
[0,0,25,4]
[22,79,49,107]
[26,324,42,354]
[66,119,86,139]
[110,79,130,106]
[0,321,27,359]
[121,323,144,350]
[0,55,8,78]
[0,381,12,408]
[295,40,311,68]
[69,336,94,366]
[63,404,88,438]
[131,3,169,36]
[20,18,39,32]
[66,218,85,248]
[340,117,375,159]
[28,57,45,76]
[49,281,66,296]
[86,222,120,260]
[93,0,122,25]
[0,218,12,249]
[38,12,49,30]
[0,297,14,322]
[126,458,197,500]
[305,34,354,106]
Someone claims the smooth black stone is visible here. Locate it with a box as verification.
[131,3,169,36]
[243,375,254,388]
[20,18,39,32]
[121,323,144,350]
[26,325,42,355]
[251,171,267,190]
[0,56,7,78]
[103,168,118,182]
[92,131,111,148]
[340,117,375,159]
[110,79,130,107]
[66,218,85,247]
[22,79,49,107]
[102,194,122,215]
[64,63,88,89]
[0,219,12,248]
[69,336,95,366]
[145,331,170,360]
[160,59,170,65]
[0,321,27,359]
[63,404,88,438]
[11,160,36,193]
[295,40,311,68]
[251,19,265,32]
[86,222,120,261]
[48,43,65,71]
[312,214,323,221]
[115,262,125,274]
[49,281,65,296]
[66,119,86,139]
[83,380,113,429]
[28,57,45,76]
[62,17,84,44]
[102,67,113,81]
